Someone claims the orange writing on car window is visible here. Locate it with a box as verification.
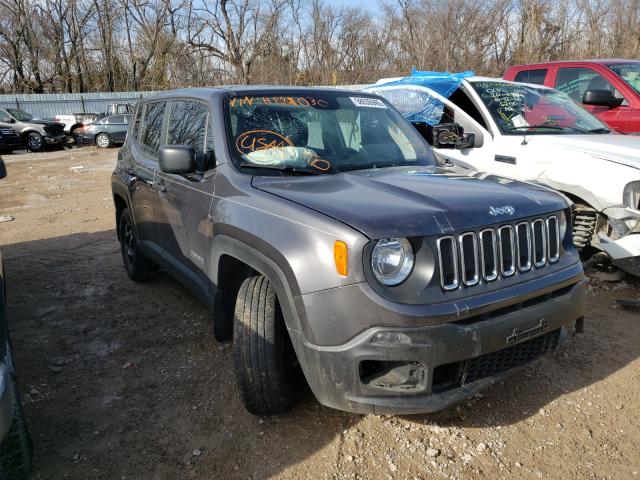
[236,129,294,155]
[310,158,332,171]
[230,96,329,109]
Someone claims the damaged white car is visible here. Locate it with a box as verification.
[367,74,640,276]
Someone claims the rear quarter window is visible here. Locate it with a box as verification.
[513,69,548,85]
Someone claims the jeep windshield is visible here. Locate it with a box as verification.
[226,91,436,174]
[470,81,610,135]
[6,108,33,122]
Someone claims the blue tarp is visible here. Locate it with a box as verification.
[367,69,475,126]
[375,68,475,99]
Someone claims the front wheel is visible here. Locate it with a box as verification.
[24,132,43,152]
[233,275,295,415]
[118,208,158,281]
[95,133,111,148]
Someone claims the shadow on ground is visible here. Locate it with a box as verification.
[1,230,638,478]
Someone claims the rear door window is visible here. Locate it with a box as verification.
[140,101,166,152]
[513,69,548,85]
[513,68,547,85]
[110,115,125,124]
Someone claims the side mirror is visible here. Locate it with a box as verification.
[0,117,14,123]
[0,159,6,179]
[582,90,623,108]
[159,145,196,174]
[414,122,476,150]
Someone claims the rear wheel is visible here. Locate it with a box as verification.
[95,133,111,148]
[233,275,295,415]
[24,132,43,152]
[118,208,158,281]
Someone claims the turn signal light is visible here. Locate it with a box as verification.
[334,240,348,276]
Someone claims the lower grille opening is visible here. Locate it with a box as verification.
[432,361,463,393]
[360,360,427,392]
[431,329,560,393]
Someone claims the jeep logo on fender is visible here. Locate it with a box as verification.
[489,205,516,216]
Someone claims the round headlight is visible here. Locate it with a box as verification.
[371,238,414,286]
[559,211,568,240]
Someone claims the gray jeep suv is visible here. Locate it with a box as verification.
[111,87,586,415]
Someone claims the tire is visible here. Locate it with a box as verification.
[233,275,295,415]
[0,347,32,480]
[118,208,158,281]
[95,133,111,149]
[24,132,43,152]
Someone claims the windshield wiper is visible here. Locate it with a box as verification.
[506,125,569,132]
[586,127,611,134]
[507,125,599,134]
[239,163,324,175]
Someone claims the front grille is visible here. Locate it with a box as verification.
[431,329,560,392]
[0,127,18,138]
[436,215,561,291]
[463,329,559,384]
[532,219,546,267]
[437,237,459,290]
[44,124,63,135]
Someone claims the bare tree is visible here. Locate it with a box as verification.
[0,0,639,93]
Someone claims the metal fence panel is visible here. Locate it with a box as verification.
[0,86,371,120]
[0,91,157,119]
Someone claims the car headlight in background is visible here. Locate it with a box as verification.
[623,181,640,212]
[371,238,414,286]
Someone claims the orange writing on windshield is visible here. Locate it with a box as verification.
[230,96,329,108]
[236,130,294,155]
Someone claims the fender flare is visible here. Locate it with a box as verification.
[111,179,135,241]
[209,234,305,335]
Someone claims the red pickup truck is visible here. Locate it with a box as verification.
[504,59,640,134]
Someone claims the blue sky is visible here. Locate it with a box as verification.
[329,0,382,13]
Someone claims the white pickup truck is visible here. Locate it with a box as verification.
[55,103,133,135]
[367,76,640,276]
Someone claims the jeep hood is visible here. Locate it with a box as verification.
[545,134,640,170]
[252,165,568,238]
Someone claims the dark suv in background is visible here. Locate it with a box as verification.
[112,88,586,415]
[0,108,67,152]
[0,159,32,478]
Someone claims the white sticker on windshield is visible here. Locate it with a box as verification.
[349,96,387,108]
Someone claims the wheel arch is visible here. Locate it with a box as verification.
[210,234,305,339]
[112,191,129,241]
[559,190,598,211]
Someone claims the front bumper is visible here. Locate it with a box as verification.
[290,274,586,414]
[44,134,69,145]
[75,133,94,145]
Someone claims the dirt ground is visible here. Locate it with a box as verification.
[0,147,639,480]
